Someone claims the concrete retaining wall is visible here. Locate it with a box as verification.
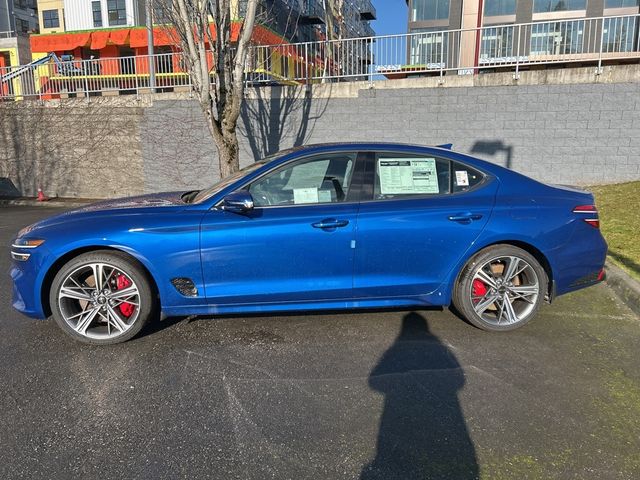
[1,65,639,198]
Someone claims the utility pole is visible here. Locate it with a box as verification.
[146,0,156,92]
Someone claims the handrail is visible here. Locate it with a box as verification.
[1,13,639,100]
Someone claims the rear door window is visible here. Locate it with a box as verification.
[373,153,451,200]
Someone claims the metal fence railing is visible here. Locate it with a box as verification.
[250,13,640,83]
[1,13,639,101]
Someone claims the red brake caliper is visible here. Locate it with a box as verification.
[115,274,134,317]
[472,279,488,303]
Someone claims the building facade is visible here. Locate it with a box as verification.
[1,0,37,76]
[1,0,39,35]
[406,0,640,71]
[37,0,63,34]
[62,0,146,31]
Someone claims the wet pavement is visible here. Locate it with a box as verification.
[1,206,639,479]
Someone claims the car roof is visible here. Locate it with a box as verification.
[269,142,546,190]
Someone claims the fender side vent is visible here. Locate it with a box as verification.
[171,278,198,297]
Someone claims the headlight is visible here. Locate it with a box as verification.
[12,238,46,249]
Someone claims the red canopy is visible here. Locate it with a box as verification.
[129,27,179,48]
[109,29,130,45]
[30,32,91,53]
[90,31,110,50]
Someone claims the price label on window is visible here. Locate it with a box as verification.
[455,170,469,187]
[378,158,439,195]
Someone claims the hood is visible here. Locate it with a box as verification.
[18,192,188,237]
[73,191,187,212]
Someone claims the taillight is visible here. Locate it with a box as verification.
[573,205,600,228]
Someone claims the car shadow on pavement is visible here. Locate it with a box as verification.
[361,312,479,480]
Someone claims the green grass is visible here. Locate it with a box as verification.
[589,181,640,280]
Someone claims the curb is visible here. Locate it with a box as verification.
[605,261,640,317]
[0,198,95,208]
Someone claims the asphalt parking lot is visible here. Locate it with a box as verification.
[1,206,639,480]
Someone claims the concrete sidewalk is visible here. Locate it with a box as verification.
[606,262,640,317]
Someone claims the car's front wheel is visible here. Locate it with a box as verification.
[453,245,547,331]
[50,250,155,344]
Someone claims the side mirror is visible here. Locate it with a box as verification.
[222,190,254,214]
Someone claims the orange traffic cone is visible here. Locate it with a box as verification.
[37,187,49,202]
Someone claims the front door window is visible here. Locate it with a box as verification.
[248,153,356,207]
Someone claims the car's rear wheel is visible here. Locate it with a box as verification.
[49,251,155,344]
[453,245,547,331]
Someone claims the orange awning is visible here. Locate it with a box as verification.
[129,27,179,48]
[90,31,110,50]
[30,32,91,53]
[109,29,130,45]
[252,25,288,46]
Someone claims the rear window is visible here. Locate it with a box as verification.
[451,161,484,193]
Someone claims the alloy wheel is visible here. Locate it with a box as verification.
[469,255,540,326]
[57,262,141,340]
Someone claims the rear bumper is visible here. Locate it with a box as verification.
[551,226,608,297]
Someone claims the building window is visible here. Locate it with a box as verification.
[533,0,586,13]
[410,28,449,66]
[108,0,127,26]
[411,0,450,21]
[16,17,30,33]
[14,0,36,9]
[42,9,60,29]
[605,0,640,7]
[480,26,515,62]
[92,1,103,27]
[530,20,585,55]
[602,16,640,53]
[484,0,517,16]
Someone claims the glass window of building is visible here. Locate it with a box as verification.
[480,25,515,61]
[108,0,127,26]
[533,0,586,13]
[42,9,60,28]
[530,20,585,54]
[484,0,517,16]
[604,0,640,7]
[92,1,103,27]
[410,28,449,66]
[602,16,639,52]
[411,0,450,21]
[16,17,30,32]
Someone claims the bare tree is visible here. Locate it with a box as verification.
[158,0,259,177]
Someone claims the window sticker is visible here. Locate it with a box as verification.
[455,170,469,187]
[378,158,439,195]
[293,187,319,204]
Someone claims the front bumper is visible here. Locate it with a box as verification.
[10,246,50,319]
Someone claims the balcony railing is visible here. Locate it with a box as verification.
[1,14,639,100]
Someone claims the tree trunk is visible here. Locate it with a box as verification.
[161,0,258,180]
[216,132,240,179]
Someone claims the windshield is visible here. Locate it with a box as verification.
[191,161,267,204]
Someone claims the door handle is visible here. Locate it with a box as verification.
[312,219,350,229]
[448,213,483,223]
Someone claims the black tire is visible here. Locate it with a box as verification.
[49,250,156,345]
[452,245,547,331]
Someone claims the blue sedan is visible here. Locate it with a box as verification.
[10,143,607,344]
